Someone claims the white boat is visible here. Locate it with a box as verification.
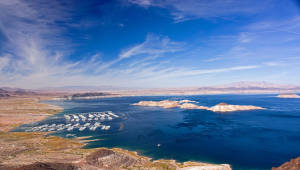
[104,126,110,130]
[57,127,65,131]
[79,115,86,119]
[65,124,72,127]
[79,126,86,131]
[84,123,90,127]
[67,127,74,131]
[57,124,64,128]
[89,126,97,131]
[109,113,119,118]
[64,115,71,120]
[73,123,80,127]
[49,124,56,127]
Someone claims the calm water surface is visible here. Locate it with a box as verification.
[14,95,300,170]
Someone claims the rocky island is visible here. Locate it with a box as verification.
[208,102,264,112]
[277,94,300,98]
[132,100,181,108]
[133,100,265,112]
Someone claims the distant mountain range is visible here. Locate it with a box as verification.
[0,87,37,97]
[1,81,300,97]
[199,81,300,90]
[37,85,135,92]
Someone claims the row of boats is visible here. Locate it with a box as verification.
[25,122,111,132]
[25,111,119,132]
[64,111,119,122]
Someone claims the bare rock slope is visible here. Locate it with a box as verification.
[133,100,264,112]
[272,157,300,170]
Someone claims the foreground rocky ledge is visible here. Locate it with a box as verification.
[0,132,231,170]
[133,100,265,112]
[272,156,300,170]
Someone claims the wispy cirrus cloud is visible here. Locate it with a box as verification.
[120,34,183,59]
[127,0,270,22]
[0,0,298,88]
[0,0,94,87]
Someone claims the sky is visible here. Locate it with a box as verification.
[0,0,300,89]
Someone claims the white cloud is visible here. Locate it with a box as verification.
[143,65,260,80]
[0,0,90,87]
[119,34,183,59]
[128,0,270,22]
[93,34,184,73]
[238,32,254,43]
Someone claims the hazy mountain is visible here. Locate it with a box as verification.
[0,87,37,97]
[199,81,300,90]
[37,85,137,92]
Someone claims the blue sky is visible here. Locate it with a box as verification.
[0,0,300,88]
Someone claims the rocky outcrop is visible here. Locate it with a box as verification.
[85,148,143,169]
[272,157,300,170]
[179,100,198,103]
[133,100,180,109]
[208,103,264,112]
[1,147,231,170]
[0,132,231,170]
[11,162,78,170]
[133,100,264,112]
[179,103,209,110]
[277,94,300,98]
[83,148,232,170]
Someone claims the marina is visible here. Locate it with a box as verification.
[23,111,119,133]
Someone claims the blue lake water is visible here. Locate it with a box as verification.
[14,94,300,170]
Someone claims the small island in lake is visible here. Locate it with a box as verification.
[133,100,265,112]
[277,94,300,98]
[208,102,264,112]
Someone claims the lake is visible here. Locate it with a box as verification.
[14,94,300,170]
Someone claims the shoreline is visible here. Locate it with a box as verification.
[51,92,300,101]
[0,96,232,170]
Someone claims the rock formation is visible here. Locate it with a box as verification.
[132,100,180,109]
[179,103,209,110]
[133,100,264,112]
[277,94,300,98]
[208,103,264,112]
[272,157,300,170]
